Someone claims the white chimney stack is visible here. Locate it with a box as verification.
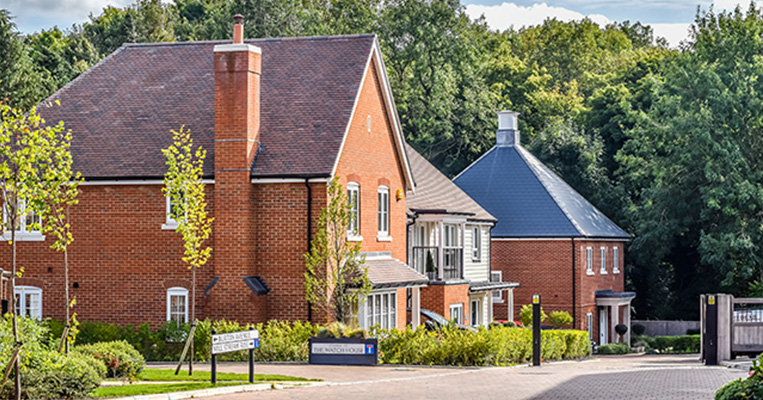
[496,110,520,147]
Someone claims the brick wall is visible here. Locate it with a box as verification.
[420,283,470,323]
[491,239,625,337]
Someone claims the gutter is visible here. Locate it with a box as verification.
[571,238,576,328]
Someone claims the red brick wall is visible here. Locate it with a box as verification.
[334,61,408,261]
[420,284,470,323]
[3,184,215,327]
[491,239,625,336]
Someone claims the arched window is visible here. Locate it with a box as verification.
[166,287,188,325]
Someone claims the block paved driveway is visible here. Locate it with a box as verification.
[159,354,746,399]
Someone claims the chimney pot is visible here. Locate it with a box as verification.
[233,14,244,44]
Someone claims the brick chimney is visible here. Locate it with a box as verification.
[211,15,267,322]
[496,110,520,147]
[214,14,261,170]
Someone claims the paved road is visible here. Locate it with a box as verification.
[155,354,746,399]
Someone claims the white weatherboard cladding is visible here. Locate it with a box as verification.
[464,224,490,282]
[469,292,490,327]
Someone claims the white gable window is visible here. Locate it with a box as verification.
[491,271,503,302]
[15,286,42,319]
[450,303,464,324]
[166,287,188,326]
[600,246,607,274]
[347,182,361,239]
[362,291,397,330]
[471,227,481,261]
[377,186,390,240]
[613,246,620,274]
[2,199,44,241]
[586,246,594,275]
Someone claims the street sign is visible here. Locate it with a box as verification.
[212,330,259,355]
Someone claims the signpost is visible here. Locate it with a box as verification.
[211,327,259,384]
[532,294,541,367]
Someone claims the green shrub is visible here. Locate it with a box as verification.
[717,355,763,399]
[519,304,547,327]
[316,322,367,339]
[632,323,646,336]
[597,343,630,355]
[74,340,146,378]
[548,311,573,329]
[686,328,700,335]
[629,334,700,353]
[615,324,628,336]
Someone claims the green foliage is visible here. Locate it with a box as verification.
[92,382,247,398]
[305,177,371,325]
[73,340,146,379]
[597,343,631,355]
[548,311,574,329]
[632,323,646,336]
[631,335,700,353]
[315,322,367,339]
[519,304,547,328]
[378,325,590,366]
[715,355,763,400]
[615,324,628,336]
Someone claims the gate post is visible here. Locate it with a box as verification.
[704,295,718,366]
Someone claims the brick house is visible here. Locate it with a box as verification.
[2,19,433,330]
[405,144,518,327]
[454,111,635,344]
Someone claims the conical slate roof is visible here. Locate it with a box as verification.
[453,143,629,239]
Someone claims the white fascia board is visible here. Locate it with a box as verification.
[79,179,214,186]
[250,178,329,184]
[492,237,627,242]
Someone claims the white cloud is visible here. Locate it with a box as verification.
[650,23,691,47]
[465,2,611,31]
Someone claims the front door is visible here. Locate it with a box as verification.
[599,307,608,345]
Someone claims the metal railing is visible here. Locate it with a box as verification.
[411,246,462,281]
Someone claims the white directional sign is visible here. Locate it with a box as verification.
[212,330,259,355]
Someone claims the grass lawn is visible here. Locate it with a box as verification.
[93,382,248,398]
[137,368,319,382]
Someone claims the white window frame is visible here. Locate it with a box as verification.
[586,246,594,275]
[470,299,481,327]
[361,290,397,330]
[377,186,390,240]
[166,287,189,325]
[2,200,44,241]
[491,271,503,303]
[600,246,607,275]
[613,246,620,274]
[15,286,42,319]
[444,224,458,247]
[471,226,481,261]
[347,182,361,240]
[450,303,464,324]
[162,195,185,230]
[587,312,594,340]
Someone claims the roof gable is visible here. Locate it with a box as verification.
[40,35,376,180]
[453,145,629,239]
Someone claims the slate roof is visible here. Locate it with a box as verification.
[39,35,376,179]
[364,257,428,289]
[453,144,630,239]
[405,143,495,222]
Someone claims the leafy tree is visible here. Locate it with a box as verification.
[519,304,546,328]
[304,177,371,325]
[548,310,574,329]
[0,103,66,399]
[162,126,213,373]
[0,10,46,109]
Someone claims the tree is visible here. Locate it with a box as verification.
[519,304,546,328]
[39,111,80,354]
[0,10,46,109]
[547,310,573,329]
[304,177,371,325]
[0,102,65,400]
[162,126,213,374]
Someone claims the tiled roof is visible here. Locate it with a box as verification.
[454,144,630,239]
[364,257,428,288]
[39,35,376,179]
[405,143,495,222]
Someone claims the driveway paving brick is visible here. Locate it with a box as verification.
[153,354,746,399]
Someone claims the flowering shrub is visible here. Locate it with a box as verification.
[715,355,763,399]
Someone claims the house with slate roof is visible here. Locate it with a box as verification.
[454,111,635,344]
[2,16,434,330]
[405,144,518,327]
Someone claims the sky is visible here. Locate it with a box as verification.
[0,0,760,46]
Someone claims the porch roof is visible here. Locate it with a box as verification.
[469,281,520,293]
[363,256,429,289]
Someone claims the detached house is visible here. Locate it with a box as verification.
[454,111,635,344]
[405,144,518,327]
[2,17,434,330]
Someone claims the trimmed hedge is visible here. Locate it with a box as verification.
[597,342,630,355]
[74,340,146,379]
[631,334,700,353]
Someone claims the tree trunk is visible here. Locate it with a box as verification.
[11,226,20,400]
[64,246,69,356]
[189,267,195,375]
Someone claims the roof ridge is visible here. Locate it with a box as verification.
[122,34,377,49]
[514,145,587,236]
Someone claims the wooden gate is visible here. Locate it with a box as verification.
[701,294,763,364]
[731,297,763,356]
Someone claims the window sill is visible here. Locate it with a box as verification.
[0,233,45,242]
[586,270,595,276]
[600,271,608,275]
[376,235,392,242]
[162,223,179,230]
[492,299,504,304]
[347,234,363,242]
[472,258,482,263]
[613,269,620,274]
